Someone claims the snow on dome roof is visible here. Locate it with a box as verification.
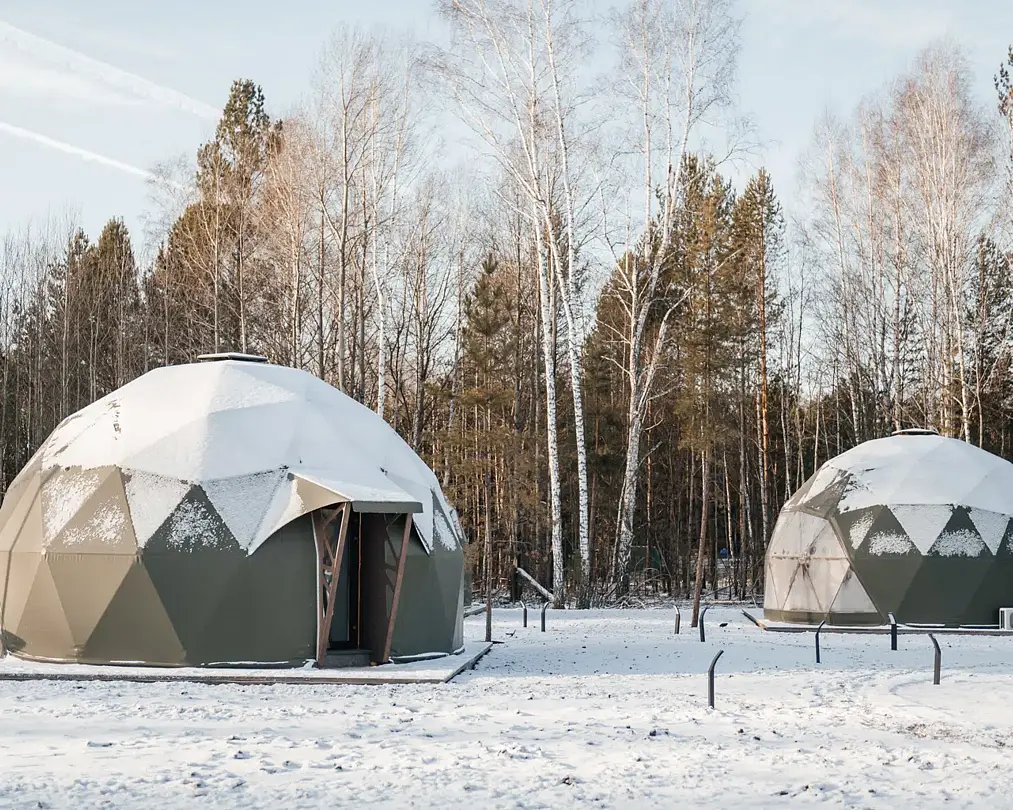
[38,359,461,554]
[800,433,1013,515]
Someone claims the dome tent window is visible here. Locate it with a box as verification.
[764,432,1013,627]
[0,359,466,668]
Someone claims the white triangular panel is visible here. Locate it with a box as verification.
[763,561,779,609]
[40,468,106,544]
[202,469,287,550]
[968,508,1009,555]
[767,559,797,610]
[805,521,847,559]
[810,558,850,613]
[782,568,820,613]
[123,470,191,547]
[829,570,877,614]
[891,504,953,554]
[803,465,843,502]
[964,469,1013,516]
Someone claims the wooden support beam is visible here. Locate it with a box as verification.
[316,503,351,667]
[381,513,413,664]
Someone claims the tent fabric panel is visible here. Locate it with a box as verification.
[47,553,134,649]
[898,557,992,625]
[81,561,186,665]
[117,403,300,482]
[13,557,75,659]
[767,512,808,557]
[810,557,851,614]
[891,503,956,555]
[829,569,878,616]
[781,567,821,614]
[0,552,43,646]
[143,485,241,555]
[191,514,316,665]
[767,558,797,610]
[805,520,849,560]
[142,547,245,662]
[40,467,114,546]
[850,555,922,617]
[966,559,1013,625]
[11,494,46,554]
[389,532,464,658]
[0,462,42,553]
[49,469,137,555]
[763,561,779,610]
[967,509,1009,556]
[121,469,191,548]
[201,469,287,550]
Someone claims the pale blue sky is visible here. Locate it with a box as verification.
[2,0,1012,253]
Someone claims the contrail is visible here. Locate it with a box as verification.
[0,20,220,120]
[0,121,154,180]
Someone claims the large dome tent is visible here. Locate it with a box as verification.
[765,429,1013,626]
[0,354,466,667]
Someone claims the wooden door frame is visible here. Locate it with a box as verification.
[312,506,414,667]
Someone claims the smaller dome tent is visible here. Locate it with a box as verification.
[765,432,1013,626]
[0,356,466,667]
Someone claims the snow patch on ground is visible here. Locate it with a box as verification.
[0,608,1010,808]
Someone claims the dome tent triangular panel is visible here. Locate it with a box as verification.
[0,358,466,667]
[765,433,1013,626]
[968,509,1009,556]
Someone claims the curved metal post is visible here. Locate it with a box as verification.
[674,605,681,635]
[707,649,724,708]
[888,612,898,651]
[928,633,941,685]
[521,602,528,628]
[540,601,549,632]
[699,605,711,643]
[815,618,826,664]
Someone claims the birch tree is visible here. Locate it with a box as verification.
[607,0,740,598]
[435,0,594,604]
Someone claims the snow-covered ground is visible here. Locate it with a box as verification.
[0,607,1010,809]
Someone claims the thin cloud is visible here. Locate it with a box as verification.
[0,20,220,119]
[0,121,154,180]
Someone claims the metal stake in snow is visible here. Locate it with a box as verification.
[928,633,941,685]
[707,650,724,709]
[888,612,898,651]
[521,602,528,628]
[815,619,826,664]
[674,605,681,635]
[699,605,711,643]
[540,601,549,633]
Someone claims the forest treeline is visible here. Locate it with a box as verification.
[3,1,1013,615]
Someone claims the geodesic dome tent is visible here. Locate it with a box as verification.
[765,431,1013,627]
[0,354,466,667]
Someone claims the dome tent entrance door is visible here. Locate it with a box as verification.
[312,503,415,667]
